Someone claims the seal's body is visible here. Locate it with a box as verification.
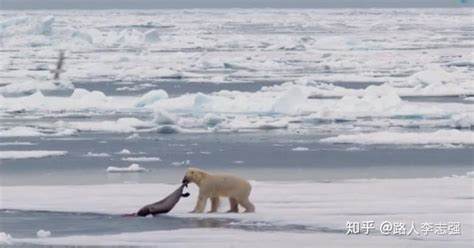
[136,184,190,217]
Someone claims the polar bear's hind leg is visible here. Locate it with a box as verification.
[208,197,220,213]
[239,198,255,213]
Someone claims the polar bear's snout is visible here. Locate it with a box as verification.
[182,176,189,185]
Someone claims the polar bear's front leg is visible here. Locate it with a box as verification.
[191,193,208,213]
[208,197,220,213]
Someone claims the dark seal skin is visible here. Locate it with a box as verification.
[129,183,190,217]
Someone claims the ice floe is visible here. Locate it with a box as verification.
[84,152,110,157]
[106,163,148,173]
[121,157,161,162]
[135,89,169,107]
[0,142,35,146]
[0,150,67,159]
[55,118,151,133]
[171,160,191,166]
[36,230,51,238]
[116,149,131,155]
[1,177,472,246]
[0,232,13,245]
[321,130,474,145]
[0,126,76,137]
[291,147,309,151]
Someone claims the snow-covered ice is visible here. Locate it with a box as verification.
[1,177,472,246]
[106,163,148,173]
[0,232,13,245]
[121,156,161,162]
[117,149,132,154]
[36,230,51,238]
[0,150,67,159]
[291,147,309,151]
[84,152,110,157]
[321,130,474,145]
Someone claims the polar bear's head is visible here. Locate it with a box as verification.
[182,167,207,185]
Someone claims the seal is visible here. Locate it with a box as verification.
[134,183,190,217]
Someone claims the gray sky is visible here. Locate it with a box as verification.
[1,0,472,9]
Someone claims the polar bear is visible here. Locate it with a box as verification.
[182,167,255,213]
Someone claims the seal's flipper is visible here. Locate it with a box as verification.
[136,184,190,217]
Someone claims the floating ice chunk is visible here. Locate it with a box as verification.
[0,16,28,30]
[466,171,474,178]
[84,152,110,157]
[122,157,161,162]
[291,147,309,151]
[0,232,12,245]
[36,230,51,238]
[321,130,474,145]
[203,113,224,127]
[125,133,140,140]
[144,29,160,42]
[193,93,215,110]
[0,150,67,159]
[450,113,474,129]
[112,29,145,47]
[271,87,307,114]
[0,126,42,137]
[0,142,35,146]
[423,143,464,149]
[153,110,176,125]
[58,118,149,133]
[0,88,136,112]
[106,163,148,173]
[334,85,402,115]
[71,30,93,44]
[34,16,54,35]
[71,88,107,102]
[135,90,169,107]
[407,69,456,86]
[0,78,74,96]
[171,160,190,166]
[117,149,131,154]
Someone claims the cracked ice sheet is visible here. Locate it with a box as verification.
[1,177,472,247]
